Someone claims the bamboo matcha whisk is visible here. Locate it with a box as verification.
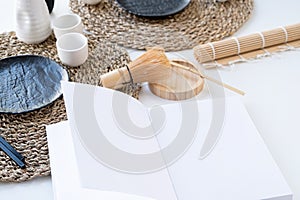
[101,47,244,98]
[100,48,172,89]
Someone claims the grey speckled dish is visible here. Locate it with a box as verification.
[116,0,191,17]
[0,55,68,113]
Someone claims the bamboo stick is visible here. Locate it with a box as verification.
[170,61,245,95]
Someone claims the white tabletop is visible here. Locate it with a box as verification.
[0,0,300,199]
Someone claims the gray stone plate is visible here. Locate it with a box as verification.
[116,0,191,17]
[0,55,68,113]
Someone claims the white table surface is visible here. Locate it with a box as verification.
[0,0,300,199]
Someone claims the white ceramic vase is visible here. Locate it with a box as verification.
[16,0,52,44]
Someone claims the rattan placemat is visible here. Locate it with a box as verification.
[70,0,254,51]
[0,32,140,182]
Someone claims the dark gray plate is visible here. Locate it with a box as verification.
[0,55,68,113]
[116,0,191,17]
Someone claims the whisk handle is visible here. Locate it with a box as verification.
[100,67,131,89]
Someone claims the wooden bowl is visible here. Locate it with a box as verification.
[149,59,204,100]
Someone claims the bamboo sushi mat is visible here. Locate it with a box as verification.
[0,32,140,182]
[70,0,254,51]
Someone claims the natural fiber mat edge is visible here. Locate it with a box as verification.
[70,0,254,51]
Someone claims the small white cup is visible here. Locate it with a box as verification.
[53,14,84,39]
[56,33,88,67]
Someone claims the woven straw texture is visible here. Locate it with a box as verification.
[70,0,254,51]
[0,32,140,182]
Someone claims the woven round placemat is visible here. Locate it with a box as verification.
[0,32,140,182]
[70,0,254,51]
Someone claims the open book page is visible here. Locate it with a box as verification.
[155,98,292,200]
[61,82,177,200]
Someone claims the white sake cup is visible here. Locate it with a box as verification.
[81,0,101,5]
[56,33,88,67]
[53,14,84,39]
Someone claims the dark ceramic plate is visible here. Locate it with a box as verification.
[116,0,191,17]
[0,55,68,113]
